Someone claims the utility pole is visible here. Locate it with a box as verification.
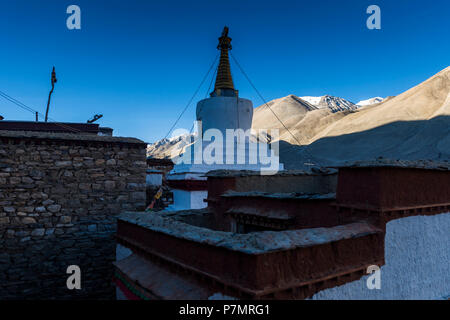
[45,66,57,122]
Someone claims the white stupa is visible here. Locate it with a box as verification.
[167,27,283,211]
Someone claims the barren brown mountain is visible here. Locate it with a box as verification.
[267,67,450,168]
[149,67,450,169]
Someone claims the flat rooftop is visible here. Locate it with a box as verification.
[331,159,450,171]
[0,130,145,145]
[0,120,99,134]
[222,191,336,200]
[118,211,380,254]
[205,167,338,178]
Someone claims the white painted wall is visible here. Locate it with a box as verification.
[146,172,162,186]
[189,190,209,209]
[115,244,133,300]
[167,189,208,211]
[116,243,133,262]
[312,212,450,300]
[196,96,253,134]
[168,95,282,212]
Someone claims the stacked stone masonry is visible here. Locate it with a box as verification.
[0,131,147,299]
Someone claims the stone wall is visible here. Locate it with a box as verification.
[0,131,147,299]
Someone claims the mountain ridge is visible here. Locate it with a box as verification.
[148,66,450,168]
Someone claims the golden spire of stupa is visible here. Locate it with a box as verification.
[211,27,237,97]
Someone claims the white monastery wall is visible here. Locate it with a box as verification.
[312,212,450,300]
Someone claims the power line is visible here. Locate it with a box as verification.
[230,52,321,167]
[205,65,218,99]
[188,63,219,135]
[190,64,218,133]
[0,90,83,133]
[162,53,219,141]
[0,91,36,114]
[176,61,220,158]
[0,90,82,133]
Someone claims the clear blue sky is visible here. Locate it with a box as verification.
[0,0,449,143]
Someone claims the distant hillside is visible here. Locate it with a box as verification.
[281,66,450,168]
[148,94,357,158]
[148,67,450,169]
[252,94,353,145]
[147,134,194,160]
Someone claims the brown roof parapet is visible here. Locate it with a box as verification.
[334,160,450,219]
[0,130,147,147]
[0,120,99,134]
[206,168,338,178]
[118,211,378,254]
[222,191,336,200]
[330,159,450,171]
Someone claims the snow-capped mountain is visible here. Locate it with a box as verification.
[300,95,358,112]
[356,97,384,106]
[148,94,370,159]
[147,133,194,159]
[148,67,450,168]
